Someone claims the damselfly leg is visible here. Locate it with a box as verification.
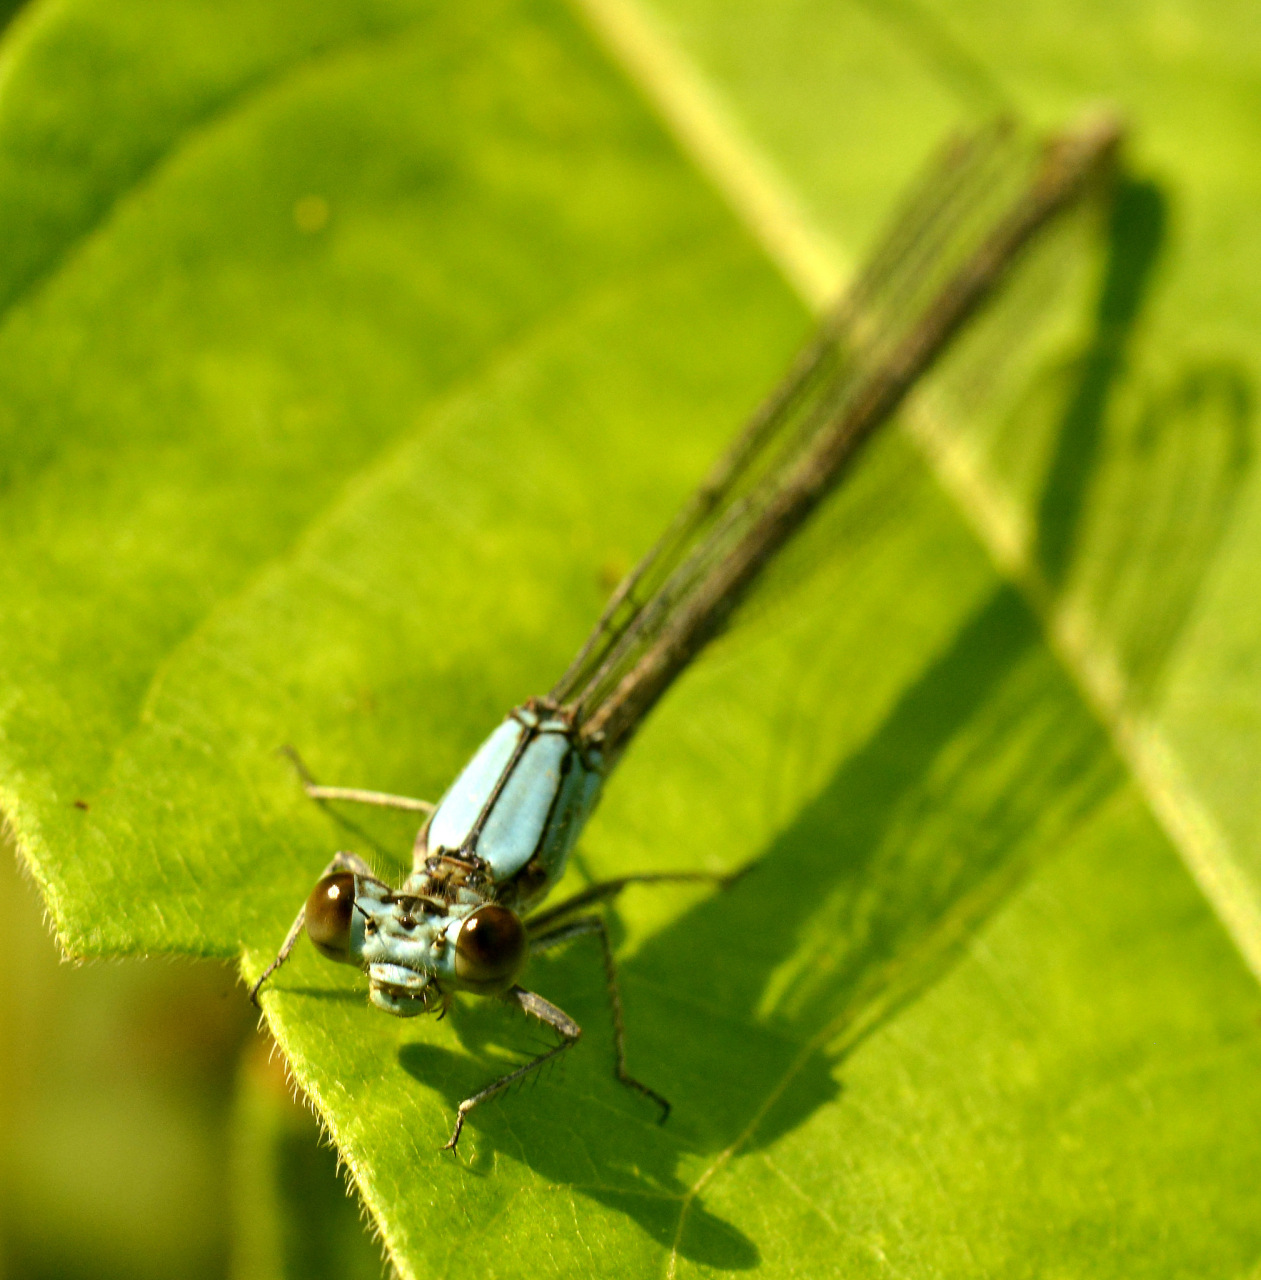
[523,867,745,933]
[444,871,740,1150]
[444,986,581,1151]
[530,913,671,1123]
[280,744,435,814]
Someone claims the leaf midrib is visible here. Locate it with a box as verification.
[570,0,1261,988]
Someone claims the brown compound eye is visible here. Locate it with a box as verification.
[454,905,526,992]
[305,872,357,962]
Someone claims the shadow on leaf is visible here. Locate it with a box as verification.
[399,585,1116,1260]
[1030,176,1253,707]
[1036,177,1170,588]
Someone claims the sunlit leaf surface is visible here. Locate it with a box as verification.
[2,0,1259,1276]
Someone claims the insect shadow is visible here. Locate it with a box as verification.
[400,582,1112,1266]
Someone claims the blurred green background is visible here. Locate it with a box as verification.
[2,843,248,1280]
[0,841,382,1278]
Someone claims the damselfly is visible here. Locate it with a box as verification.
[250,113,1121,1151]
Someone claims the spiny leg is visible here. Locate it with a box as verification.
[529,914,670,1123]
[248,850,376,1006]
[280,744,434,813]
[524,863,749,936]
[444,876,741,1149]
[444,986,582,1152]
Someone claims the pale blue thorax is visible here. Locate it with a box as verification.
[417,707,603,890]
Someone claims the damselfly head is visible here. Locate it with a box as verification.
[313,873,529,1015]
[306,872,445,1017]
[362,902,528,1014]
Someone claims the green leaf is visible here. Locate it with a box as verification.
[3,2,1260,1279]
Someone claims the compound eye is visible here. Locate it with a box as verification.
[454,905,526,991]
[305,872,356,962]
